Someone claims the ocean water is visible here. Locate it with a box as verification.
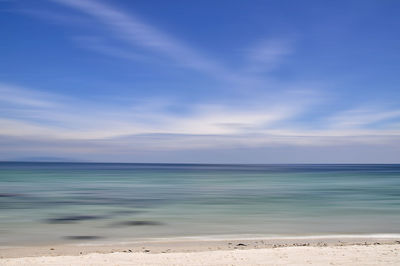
[1,163,400,246]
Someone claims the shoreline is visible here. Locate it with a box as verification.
[1,235,400,258]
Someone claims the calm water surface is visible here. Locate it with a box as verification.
[1,163,400,245]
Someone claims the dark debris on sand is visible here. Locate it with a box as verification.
[64,236,102,240]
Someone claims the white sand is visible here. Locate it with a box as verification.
[1,244,399,266]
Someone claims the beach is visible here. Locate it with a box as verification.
[1,237,400,265]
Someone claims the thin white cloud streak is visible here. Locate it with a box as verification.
[50,0,240,83]
[72,36,161,63]
[12,0,297,100]
[327,108,400,129]
[0,84,58,108]
[48,0,296,92]
[244,38,293,73]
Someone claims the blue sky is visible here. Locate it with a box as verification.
[0,0,400,163]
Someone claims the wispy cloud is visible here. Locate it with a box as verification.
[50,0,239,83]
[0,84,59,108]
[73,36,152,62]
[244,38,293,73]
[0,84,310,139]
[327,107,400,129]
[45,0,297,93]
[1,84,400,149]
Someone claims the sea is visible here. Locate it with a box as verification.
[1,162,400,246]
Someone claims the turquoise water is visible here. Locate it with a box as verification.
[1,163,400,245]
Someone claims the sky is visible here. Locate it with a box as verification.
[0,0,400,163]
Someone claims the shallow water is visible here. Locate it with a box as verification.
[1,163,400,245]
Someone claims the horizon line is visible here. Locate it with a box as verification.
[1,161,400,166]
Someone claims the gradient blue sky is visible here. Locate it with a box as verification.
[1,0,400,163]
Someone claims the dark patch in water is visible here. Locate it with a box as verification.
[0,193,20,197]
[64,236,102,240]
[114,220,164,226]
[112,210,145,215]
[46,215,104,224]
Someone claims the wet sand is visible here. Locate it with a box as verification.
[1,236,400,265]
